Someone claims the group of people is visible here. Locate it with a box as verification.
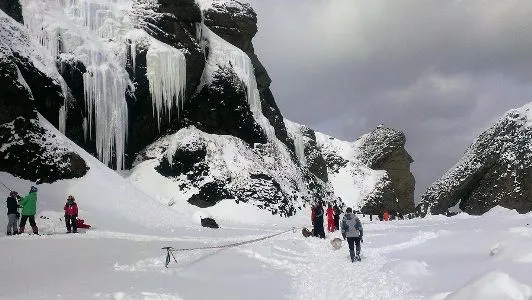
[310,202,364,263]
[5,186,80,235]
[311,202,342,238]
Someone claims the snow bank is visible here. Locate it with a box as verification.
[445,271,532,300]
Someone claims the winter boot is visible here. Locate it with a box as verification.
[19,226,25,234]
[7,231,11,236]
[31,225,38,235]
[13,230,18,235]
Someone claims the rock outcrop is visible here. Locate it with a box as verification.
[418,103,532,216]
[0,9,88,182]
[315,125,415,215]
[355,125,416,214]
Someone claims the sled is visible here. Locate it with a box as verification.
[331,238,342,250]
[76,219,91,229]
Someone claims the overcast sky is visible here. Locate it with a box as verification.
[246,0,532,200]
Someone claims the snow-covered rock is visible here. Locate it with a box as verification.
[314,125,415,214]
[0,0,415,217]
[419,102,532,216]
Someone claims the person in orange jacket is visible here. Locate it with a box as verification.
[383,211,390,221]
[326,204,335,232]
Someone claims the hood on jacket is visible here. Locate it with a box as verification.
[344,213,356,220]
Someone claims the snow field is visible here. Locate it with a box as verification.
[2,201,532,299]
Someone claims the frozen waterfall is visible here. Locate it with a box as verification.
[146,39,187,130]
[20,0,187,170]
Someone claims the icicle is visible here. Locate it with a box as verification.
[146,39,186,130]
[82,117,88,142]
[82,60,129,170]
[293,132,307,166]
[58,106,66,134]
[130,41,137,75]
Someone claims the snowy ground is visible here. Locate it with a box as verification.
[1,206,531,299]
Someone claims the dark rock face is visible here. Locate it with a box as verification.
[204,1,257,53]
[260,88,292,151]
[299,126,328,182]
[179,67,267,145]
[359,174,400,215]
[0,0,23,23]
[203,1,290,149]
[188,180,233,208]
[156,141,209,181]
[0,23,88,183]
[201,217,219,229]
[418,105,532,216]
[356,126,415,214]
[0,52,35,124]
[234,173,296,217]
[0,118,88,183]
[12,53,65,130]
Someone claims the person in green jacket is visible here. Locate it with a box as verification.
[19,186,38,234]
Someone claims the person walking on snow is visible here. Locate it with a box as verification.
[313,202,326,239]
[342,207,363,262]
[64,195,78,233]
[19,186,39,234]
[6,191,20,235]
[326,204,335,232]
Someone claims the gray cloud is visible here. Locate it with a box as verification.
[246,0,532,200]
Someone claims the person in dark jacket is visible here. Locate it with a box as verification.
[64,195,79,233]
[19,186,38,234]
[333,204,341,231]
[313,202,326,239]
[341,207,364,262]
[6,191,20,235]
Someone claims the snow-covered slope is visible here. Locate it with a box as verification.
[419,102,532,216]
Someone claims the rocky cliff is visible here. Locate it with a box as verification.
[418,103,532,216]
[0,0,415,217]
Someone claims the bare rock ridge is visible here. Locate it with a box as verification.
[418,103,532,216]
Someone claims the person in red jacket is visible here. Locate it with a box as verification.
[326,203,336,232]
[64,195,78,233]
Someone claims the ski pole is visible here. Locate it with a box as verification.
[0,181,12,192]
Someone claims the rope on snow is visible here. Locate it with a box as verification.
[162,227,299,268]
